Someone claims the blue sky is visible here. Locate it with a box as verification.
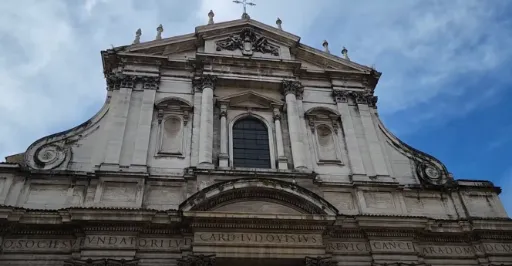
[0,0,511,213]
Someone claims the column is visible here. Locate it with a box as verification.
[197,75,216,167]
[272,105,288,169]
[282,80,306,169]
[131,77,159,170]
[354,91,389,177]
[218,101,229,167]
[101,76,135,170]
[333,89,366,176]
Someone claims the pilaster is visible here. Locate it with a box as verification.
[101,76,135,170]
[352,91,390,178]
[131,77,159,171]
[333,89,366,177]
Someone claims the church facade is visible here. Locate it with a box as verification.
[0,13,511,266]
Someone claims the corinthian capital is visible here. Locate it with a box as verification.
[282,80,304,99]
[193,75,217,92]
[332,89,349,103]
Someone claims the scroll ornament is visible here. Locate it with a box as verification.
[33,143,69,170]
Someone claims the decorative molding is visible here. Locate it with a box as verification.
[215,27,279,56]
[64,259,139,266]
[305,256,336,266]
[177,254,215,266]
[372,263,430,266]
[192,75,217,92]
[282,80,304,99]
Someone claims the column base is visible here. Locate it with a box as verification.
[197,162,215,169]
[219,153,229,168]
[277,156,288,170]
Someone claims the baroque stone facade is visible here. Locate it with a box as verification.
[0,15,511,266]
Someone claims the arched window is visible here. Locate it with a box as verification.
[232,117,271,168]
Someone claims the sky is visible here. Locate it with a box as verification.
[0,0,511,213]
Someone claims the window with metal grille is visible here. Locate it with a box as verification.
[232,118,271,168]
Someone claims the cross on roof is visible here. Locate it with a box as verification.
[233,0,256,16]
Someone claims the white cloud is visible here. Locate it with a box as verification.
[0,0,511,160]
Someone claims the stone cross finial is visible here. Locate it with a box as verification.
[342,46,350,60]
[156,24,163,40]
[133,28,141,44]
[276,18,282,30]
[208,10,215,25]
[323,40,330,53]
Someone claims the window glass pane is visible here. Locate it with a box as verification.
[233,117,271,168]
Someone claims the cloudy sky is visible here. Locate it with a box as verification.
[1,0,511,213]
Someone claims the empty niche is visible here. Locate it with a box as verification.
[316,125,337,161]
[161,116,183,155]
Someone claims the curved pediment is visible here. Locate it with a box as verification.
[179,178,338,216]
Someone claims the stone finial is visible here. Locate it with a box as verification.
[342,46,350,60]
[133,28,142,44]
[208,10,215,25]
[156,24,163,40]
[242,12,250,19]
[322,40,330,53]
[276,18,282,30]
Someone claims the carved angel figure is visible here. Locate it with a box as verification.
[254,37,279,56]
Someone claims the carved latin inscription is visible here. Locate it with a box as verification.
[369,240,415,253]
[421,245,474,257]
[195,232,321,246]
[2,236,192,252]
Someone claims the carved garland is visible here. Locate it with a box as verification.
[215,27,279,56]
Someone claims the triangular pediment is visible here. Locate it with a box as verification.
[110,18,373,74]
[218,91,282,109]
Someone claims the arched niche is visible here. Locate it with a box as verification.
[305,107,343,165]
[154,97,192,157]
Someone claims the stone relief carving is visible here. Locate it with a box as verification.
[64,259,139,266]
[305,256,337,266]
[372,263,430,266]
[177,254,215,266]
[216,27,279,56]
